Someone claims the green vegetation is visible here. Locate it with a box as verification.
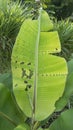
[0,0,31,73]
[53,20,73,60]
[0,0,73,130]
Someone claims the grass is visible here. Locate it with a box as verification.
[0,0,32,73]
[53,19,73,61]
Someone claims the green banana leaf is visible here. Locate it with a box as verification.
[0,73,12,91]
[55,59,73,111]
[0,73,26,130]
[49,109,73,130]
[14,123,30,130]
[11,9,67,121]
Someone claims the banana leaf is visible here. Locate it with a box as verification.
[11,9,67,121]
[0,74,26,130]
[49,109,73,130]
[55,59,73,111]
[14,123,30,130]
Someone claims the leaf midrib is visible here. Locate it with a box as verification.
[32,8,42,119]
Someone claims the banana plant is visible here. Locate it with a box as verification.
[11,8,67,129]
[49,109,73,130]
[0,74,26,130]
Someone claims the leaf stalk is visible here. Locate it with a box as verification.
[0,111,17,127]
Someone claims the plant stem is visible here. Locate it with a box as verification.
[33,121,40,130]
[0,111,17,127]
[31,112,35,130]
[31,120,40,130]
[32,7,42,129]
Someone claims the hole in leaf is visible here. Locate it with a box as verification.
[15,84,18,87]
[26,84,32,89]
[15,61,18,63]
[28,85,32,89]
[24,81,28,84]
[25,88,28,91]
[21,68,26,78]
[27,62,31,65]
[56,48,58,50]
[29,69,33,78]
[20,62,25,65]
